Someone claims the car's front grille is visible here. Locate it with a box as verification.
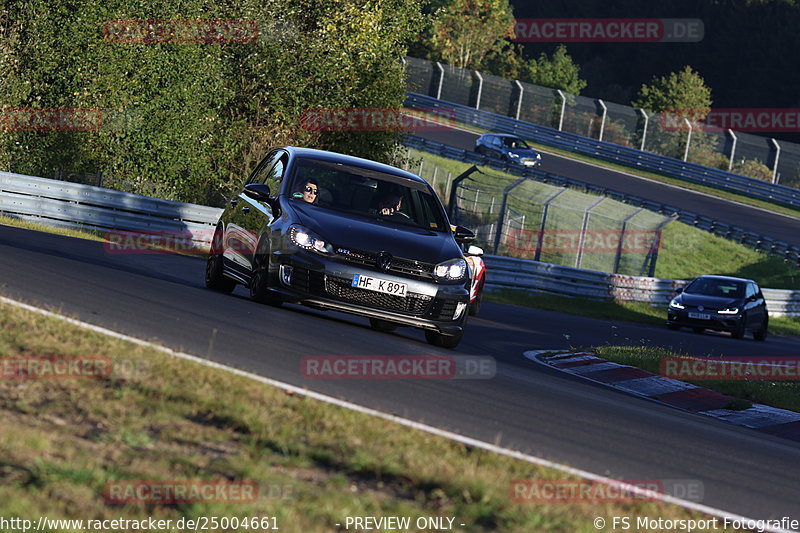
[324,276,433,316]
[334,247,435,280]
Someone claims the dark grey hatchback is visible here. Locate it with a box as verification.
[205,146,474,348]
[667,275,768,340]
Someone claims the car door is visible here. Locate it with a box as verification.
[225,151,285,276]
[489,135,503,157]
[743,282,762,328]
[749,282,767,327]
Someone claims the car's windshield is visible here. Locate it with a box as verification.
[685,278,744,298]
[501,137,529,149]
[288,157,448,232]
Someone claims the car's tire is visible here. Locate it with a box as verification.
[425,329,463,349]
[731,317,746,339]
[369,318,398,332]
[692,327,705,334]
[468,285,483,316]
[249,241,283,307]
[667,323,680,330]
[753,317,768,341]
[205,254,235,293]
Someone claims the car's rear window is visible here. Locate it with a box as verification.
[288,157,449,232]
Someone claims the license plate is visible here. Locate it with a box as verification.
[688,312,711,320]
[352,274,407,297]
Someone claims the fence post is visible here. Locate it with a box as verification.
[771,138,781,184]
[448,166,479,221]
[435,62,444,100]
[493,176,528,254]
[575,197,606,269]
[728,129,737,172]
[534,188,568,262]
[431,166,438,188]
[557,90,566,131]
[683,118,692,162]
[613,208,643,273]
[598,99,607,141]
[474,71,484,110]
[638,109,649,151]
[514,80,524,121]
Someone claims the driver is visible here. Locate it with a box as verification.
[377,193,402,215]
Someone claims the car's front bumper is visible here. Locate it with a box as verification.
[667,309,744,332]
[270,252,470,335]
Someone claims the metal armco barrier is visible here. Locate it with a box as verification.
[403,134,800,266]
[483,255,800,318]
[405,92,800,210]
[0,171,222,245]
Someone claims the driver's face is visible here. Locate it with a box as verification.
[302,182,318,203]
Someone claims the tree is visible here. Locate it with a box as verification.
[633,66,715,160]
[633,66,712,120]
[427,0,515,71]
[523,45,586,95]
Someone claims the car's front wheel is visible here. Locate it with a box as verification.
[731,314,746,339]
[425,329,463,349]
[250,264,282,307]
[205,254,235,293]
[753,317,768,341]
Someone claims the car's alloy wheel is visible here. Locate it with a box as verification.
[249,265,282,307]
[205,254,235,293]
[369,318,398,332]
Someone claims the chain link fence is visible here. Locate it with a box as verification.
[405,56,800,188]
[400,150,673,276]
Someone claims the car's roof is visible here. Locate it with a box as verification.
[481,133,522,139]
[693,275,756,284]
[282,146,427,185]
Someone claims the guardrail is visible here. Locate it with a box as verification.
[405,92,800,210]
[0,171,222,246]
[2,171,797,317]
[403,134,800,266]
[483,255,800,318]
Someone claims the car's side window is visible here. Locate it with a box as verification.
[247,152,286,195]
[491,136,501,147]
[746,283,757,299]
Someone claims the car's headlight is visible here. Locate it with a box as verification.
[718,307,739,315]
[433,258,468,281]
[536,153,541,159]
[508,152,520,158]
[288,225,332,254]
[669,299,685,309]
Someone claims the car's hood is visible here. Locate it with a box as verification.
[290,203,462,264]
[678,293,741,309]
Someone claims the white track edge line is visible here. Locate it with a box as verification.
[2,295,789,532]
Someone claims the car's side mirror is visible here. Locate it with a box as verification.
[453,225,475,244]
[467,245,484,256]
[675,287,683,294]
[244,183,271,202]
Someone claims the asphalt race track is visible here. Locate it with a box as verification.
[416,127,800,247]
[3,224,800,522]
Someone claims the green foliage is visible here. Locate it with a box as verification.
[522,45,586,95]
[0,0,420,203]
[427,0,515,71]
[633,66,712,119]
[732,158,774,181]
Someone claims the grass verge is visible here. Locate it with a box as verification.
[0,299,743,532]
[485,288,800,337]
[594,346,800,414]
[0,214,106,242]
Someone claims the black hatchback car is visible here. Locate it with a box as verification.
[205,146,475,348]
[474,133,542,167]
[667,275,768,340]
